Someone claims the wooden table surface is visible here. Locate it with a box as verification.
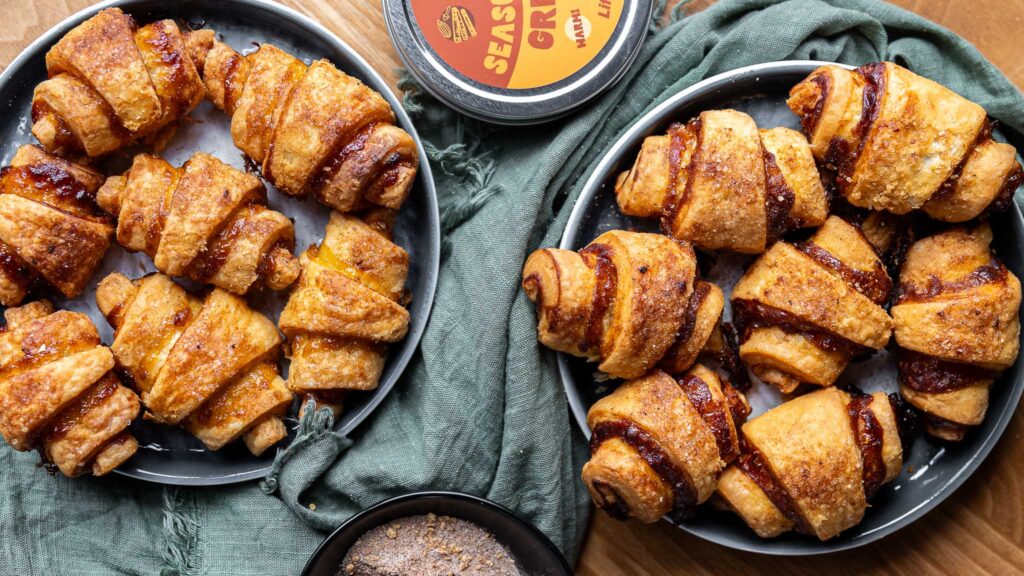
[4,1,1024,574]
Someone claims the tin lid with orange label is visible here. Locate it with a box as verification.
[383,0,654,124]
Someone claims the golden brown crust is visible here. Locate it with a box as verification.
[0,145,113,305]
[716,388,902,540]
[614,110,827,253]
[131,19,206,129]
[788,62,1021,220]
[893,225,1021,439]
[223,44,304,163]
[716,465,794,538]
[523,231,724,380]
[89,432,138,476]
[894,225,1020,367]
[43,373,139,477]
[96,272,291,455]
[613,134,674,218]
[732,216,893,392]
[264,60,393,196]
[859,211,903,256]
[184,360,290,453]
[32,8,206,157]
[183,30,215,75]
[279,212,410,411]
[200,37,249,114]
[149,289,281,423]
[241,415,288,457]
[197,39,419,213]
[759,127,830,228]
[0,301,138,477]
[748,389,864,538]
[592,232,694,377]
[659,281,725,374]
[678,110,768,251]
[922,139,1021,221]
[582,367,746,523]
[97,152,300,294]
[521,248,597,359]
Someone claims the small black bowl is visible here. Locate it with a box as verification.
[301,492,573,576]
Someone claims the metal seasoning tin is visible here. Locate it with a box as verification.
[383,0,654,124]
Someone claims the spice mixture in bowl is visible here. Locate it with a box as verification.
[302,492,571,576]
[341,514,521,576]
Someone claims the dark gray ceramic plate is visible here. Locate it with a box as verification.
[301,492,572,576]
[559,61,1024,554]
[0,0,440,485]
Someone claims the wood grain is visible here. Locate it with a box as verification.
[2,1,1023,575]
[0,0,405,89]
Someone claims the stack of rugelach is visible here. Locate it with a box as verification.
[0,8,418,475]
[523,61,1021,540]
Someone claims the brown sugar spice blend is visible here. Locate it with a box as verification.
[341,514,522,576]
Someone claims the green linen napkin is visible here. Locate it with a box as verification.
[3,1,1023,574]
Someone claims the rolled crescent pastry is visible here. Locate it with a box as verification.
[788,62,1023,220]
[97,152,300,294]
[731,216,893,393]
[0,301,139,477]
[195,38,418,212]
[716,387,903,540]
[279,210,410,418]
[31,8,211,158]
[522,230,724,380]
[96,272,292,456]
[0,145,113,305]
[615,109,828,253]
[892,224,1021,441]
[583,366,749,522]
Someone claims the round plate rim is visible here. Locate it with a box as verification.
[0,0,440,486]
[557,59,1024,554]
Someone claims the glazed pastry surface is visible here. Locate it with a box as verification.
[197,38,418,213]
[522,230,724,380]
[279,210,410,418]
[788,62,1022,220]
[716,387,902,540]
[31,8,210,158]
[0,145,113,305]
[615,109,828,253]
[892,225,1021,440]
[731,215,893,393]
[583,366,749,522]
[97,152,300,294]
[96,272,291,455]
[0,301,139,476]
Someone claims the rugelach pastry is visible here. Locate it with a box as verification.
[892,225,1021,440]
[716,387,903,540]
[196,37,419,213]
[788,61,1023,220]
[615,109,829,253]
[731,215,893,393]
[583,366,749,522]
[522,230,725,380]
[0,144,113,306]
[96,272,292,455]
[0,301,139,476]
[31,8,211,158]
[97,152,300,294]
[279,210,410,418]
